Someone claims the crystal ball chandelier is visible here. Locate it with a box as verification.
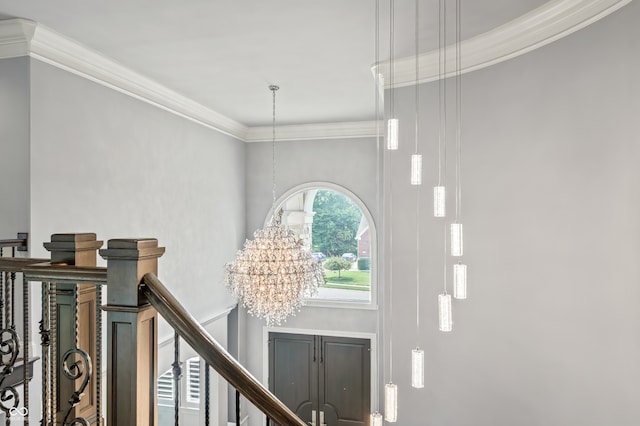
[225,85,325,326]
[225,224,323,326]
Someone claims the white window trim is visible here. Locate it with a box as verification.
[265,181,378,310]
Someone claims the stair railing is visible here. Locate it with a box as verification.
[141,272,306,426]
[1,234,302,425]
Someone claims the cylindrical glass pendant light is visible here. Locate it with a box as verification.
[434,186,446,217]
[438,293,452,332]
[410,154,422,185]
[453,262,467,299]
[387,118,399,150]
[411,348,424,388]
[384,383,398,422]
[450,223,463,256]
[371,411,383,426]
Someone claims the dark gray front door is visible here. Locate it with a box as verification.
[269,333,371,426]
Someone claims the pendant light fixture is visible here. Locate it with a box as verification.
[411,0,425,390]
[371,411,383,426]
[386,0,399,150]
[225,85,324,326]
[385,382,398,422]
[452,0,468,299]
[436,0,453,333]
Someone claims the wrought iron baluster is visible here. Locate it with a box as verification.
[22,275,29,426]
[4,274,9,331]
[236,389,240,426]
[50,282,57,425]
[40,281,51,425]
[204,362,210,426]
[0,327,21,425]
[10,272,15,331]
[95,286,102,426]
[59,285,91,426]
[60,348,91,426]
[1,271,5,329]
[172,332,181,426]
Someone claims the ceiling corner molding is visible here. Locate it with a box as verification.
[0,19,248,140]
[245,121,381,142]
[0,18,36,59]
[376,0,632,87]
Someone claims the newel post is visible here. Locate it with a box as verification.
[43,233,103,425]
[99,239,165,426]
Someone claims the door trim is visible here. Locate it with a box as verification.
[262,326,378,424]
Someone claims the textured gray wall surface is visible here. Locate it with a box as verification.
[382,3,640,426]
[0,56,30,238]
[28,58,245,330]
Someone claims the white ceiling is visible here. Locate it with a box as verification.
[0,0,626,130]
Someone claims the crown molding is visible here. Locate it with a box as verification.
[0,18,375,142]
[0,19,249,140]
[0,18,35,58]
[1,0,629,141]
[245,121,381,142]
[374,0,632,87]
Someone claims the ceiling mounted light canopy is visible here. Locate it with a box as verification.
[225,85,324,326]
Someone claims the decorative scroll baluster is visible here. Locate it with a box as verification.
[0,327,20,425]
[61,348,91,426]
[59,285,91,426]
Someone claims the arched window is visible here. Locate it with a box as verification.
[268,183,376,306]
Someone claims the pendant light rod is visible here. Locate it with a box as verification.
[455,0,462,222]
[270,84,279,216]
[438,0,447,187]
[414,0,421,334]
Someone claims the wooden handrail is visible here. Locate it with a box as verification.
[0,259,107,285]
[141,272,307,426]
[0,233,28,250]
[0,258,49,273]
[23,263,107,285]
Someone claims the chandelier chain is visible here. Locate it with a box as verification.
[270,85,279,212]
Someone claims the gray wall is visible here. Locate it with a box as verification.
[29,59,244,327]
[27,59,246,424]
[384,3,640,426]
[0,56,30,239]
[244,137,381,425]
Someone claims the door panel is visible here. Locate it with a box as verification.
[269,333,317,425]
[320,337,370,425]
[269,333,370,426]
